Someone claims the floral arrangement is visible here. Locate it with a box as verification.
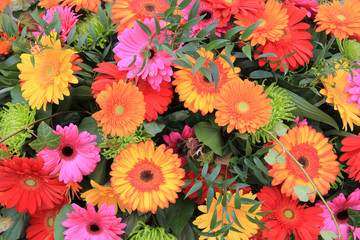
[1,0,360,239]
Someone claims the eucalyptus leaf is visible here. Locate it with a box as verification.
[293,185,312,202]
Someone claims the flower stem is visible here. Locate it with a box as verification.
[0,111,92,144]
[263,129,344,240]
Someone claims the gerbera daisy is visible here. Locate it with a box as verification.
[0,156,67,214]
[163,125,196,166]
[37,123,100,184]
[282,0,318,18]
[172,49,241,115]
[110,0,169,33]
[62,202,126,239]
[61,0,101,12]
[81,180,131,214]
[316,189,360,240]
[26,204,64,240]
[234,0,289,46]
[92,81,146,137]
[38,0,61,9]
[255,4,313,72]
[201,0,264,27]
[257,186,324,240]
[214,79,273,134]
[320,64,360,131]
[33,5,79,42]
[344,67,360,109]
[181,0,232,37]
[0,0,11,12]
[315,0,360,40]
[0,33,15,57]
[17,37,79,111]
[110,140,185,214]
[339,133,360,181]
[269,126,340,202]
[193,191,261,240]
[113,18,174,91]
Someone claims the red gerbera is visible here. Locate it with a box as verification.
[201,0,264,26]
[183,165,251,204]
[255,3,313,72]
[0,156,67,214]
[340,133,360,181]
[257,186,324,240]
[92,62,173,121]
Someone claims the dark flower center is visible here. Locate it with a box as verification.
[90,224,100,232]
[140,170,154,182]
[297,156,309,168]
[200,10,212,20]
[149,49,155,60]
[144,3,156,12]
[61,146,74,157]
[336,210,349,221]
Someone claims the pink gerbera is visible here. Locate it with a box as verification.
[181,0,232,37]
[344,67,360,110]
[316,189,360,240]
[33,5,79,42]
[282,0,318,18]
[62,202,126,240]
[37,123,101,184]
[163,125,195,166]
[113,18,174,91]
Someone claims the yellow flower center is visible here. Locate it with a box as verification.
[25,179,36,187]
[224,0,233,3]
[258,19,266,27]
[45,66,54,78]
[115,105,124,115]
[337,14,346,21]
[237,101,249,112]
[283,209,294,219]
[48,217,54,227]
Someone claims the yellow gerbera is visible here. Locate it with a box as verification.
[320,62,360,131]
[193,191,261,240]
[81,180,131,214]
[172,49,241,116]
[110,140,185,214]
[17,37,78,111]
[62,0,101,12]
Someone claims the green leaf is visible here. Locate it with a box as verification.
[193,56,206,76]
[320,230,338,240]
[208,62,219,88]
[1,207,29,240]
[160,43,177,59]
[207,164,221,182]
[199,67,212,84]
[88,157,107,185]
[285,90,339,130]
[143,121,165,136]
[153,15,161,35]
[201,161,209,177]
[166,196,195,236]
[348,208,360,228]
[45,135,63,149]
[136,20,152,35]
[255,53,278,59]
[178,0,192,9]
[242,44,252,60]
[235,189,241,209]
[272,122,288,137]
[182,15,205,31]
[78,117,103,144]
[205,39,228,51]
[293,185,312,202]
[29,122,62,151]
[178,223,197,240]
[276,155,286,164]
[264,149,278,165]
[225,26,246,39]
[188,0,200,20]
[28,138,46,152]
[185,180,202,198]
[249,70,273,79]
[54,204,74,240]
[196,21,218,39]
[194,122,223,155]
[206,186,214,212]
[10,85,27,104]
[241,21,262,41]
[210,207,218,229]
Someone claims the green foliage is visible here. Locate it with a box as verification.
[194,121,223,156]
[129,221,177,240]
[29,121,62,152]
[0,207,29,240]
[0,102,36,154]
[54,204,74,240]
[293,185,312,202]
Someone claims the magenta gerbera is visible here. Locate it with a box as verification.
[344,67,360,110]
[163,125,195,166]
[316,188,360,240]
[62,202,126,240]
[113,18,174,91]
[33,5,79,42]
[37,123,101,184]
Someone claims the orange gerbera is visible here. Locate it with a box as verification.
[315,0,360,40]
[269,126,340,203]
[110,140,185,214]
[92,81,146,137]
[111,0,169,33]
[319,63,360,131]
[38,0,61,9]
[61,0,101,12]
[234,0,289,46]
[214,79,273,134]
[172,49,241,115]
[0,33,15,57]
[0,0,10,12]
[81,180,131,213]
